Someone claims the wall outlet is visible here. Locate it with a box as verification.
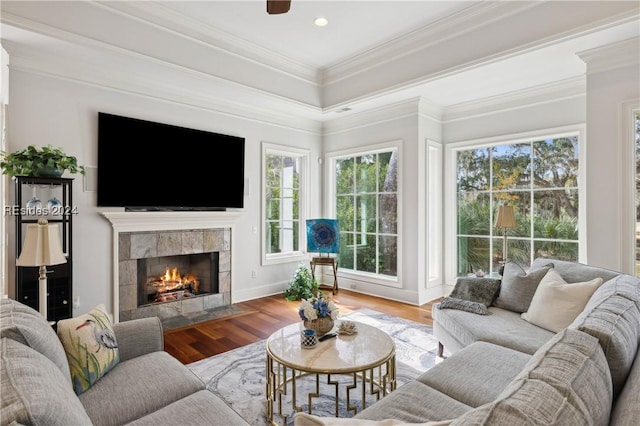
[350,283,356,290]
[251,270,257,278]
[73,296,80,308]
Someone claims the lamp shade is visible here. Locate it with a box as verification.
[16,219,67,267]
[494,205,517,229]
[306,219,339,253]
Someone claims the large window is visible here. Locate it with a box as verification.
[263,143,308,264]
[456,134,580,275]
[334,147,398,278]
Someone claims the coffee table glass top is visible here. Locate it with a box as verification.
[266,320,395,373]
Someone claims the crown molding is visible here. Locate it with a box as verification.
[321,1,536,86]
[442,77,586,123]
[323,97,431,136]
[577,36,640,75]
[4,40,323,135]
[98,1,320,85]
[1,4,321,108]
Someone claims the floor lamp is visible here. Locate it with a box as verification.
[494,204,517,272]
[16,218,67,321]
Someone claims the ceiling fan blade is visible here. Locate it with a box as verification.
[267,0,291,15]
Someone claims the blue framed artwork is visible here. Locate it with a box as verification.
[306,219,339,254]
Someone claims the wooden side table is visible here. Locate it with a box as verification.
[310,256,338,294]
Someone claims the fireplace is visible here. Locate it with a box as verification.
[137,252,219,306]
[103,211,241,323]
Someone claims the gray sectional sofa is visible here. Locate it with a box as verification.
[349,258,640,425]
[0,298,249,426]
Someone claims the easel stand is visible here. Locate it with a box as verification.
[310,256,338,295]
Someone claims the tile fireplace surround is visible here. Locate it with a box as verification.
[102,211,242,323]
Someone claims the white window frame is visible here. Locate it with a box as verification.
[444,125,586,283]
[621,100,640,275]
[261,142,309,266]
[326,140,402,288]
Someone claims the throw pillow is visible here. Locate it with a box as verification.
[438,277,501,315]
[492,261,553,313]
[521,269,603,333]
[57,304,120,395]
[294,412,452,425]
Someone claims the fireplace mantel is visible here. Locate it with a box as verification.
[102,210,243,232]
[102,210,242,322]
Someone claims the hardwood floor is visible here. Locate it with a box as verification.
[163,290,440,364]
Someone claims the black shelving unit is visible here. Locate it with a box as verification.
[14,176,73,322]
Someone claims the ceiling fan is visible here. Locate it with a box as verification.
[267,0,291,15]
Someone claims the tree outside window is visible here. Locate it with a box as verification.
[264,146,306,259]
[335,149,398,277]
[456,135,579,275]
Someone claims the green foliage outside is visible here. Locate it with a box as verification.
[265,153,300,254]
[335,150,398,277]
[457,137,580,275]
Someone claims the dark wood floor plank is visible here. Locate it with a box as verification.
[163,290,439,364]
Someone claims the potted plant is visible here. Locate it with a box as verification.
[284,263,319,301]
[0,144,86,177]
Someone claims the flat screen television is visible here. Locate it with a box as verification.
[97,112,245,210]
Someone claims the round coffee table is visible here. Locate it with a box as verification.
[265,320,396,425]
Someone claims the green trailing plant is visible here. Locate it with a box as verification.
[0,144,86,177]
[284,263,319,301]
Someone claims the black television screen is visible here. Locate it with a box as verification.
[97,112,245,210]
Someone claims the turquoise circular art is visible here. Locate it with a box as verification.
[306,219,339,253]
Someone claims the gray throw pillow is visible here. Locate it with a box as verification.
[492,261,553,313]
[438,277,501,315]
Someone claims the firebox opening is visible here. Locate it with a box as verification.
[137,252,219,306]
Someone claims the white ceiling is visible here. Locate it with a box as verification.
[156,0,479,69]
[105,0,640,110]
[1,1,638,119]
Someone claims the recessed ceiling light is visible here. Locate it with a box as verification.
[314,17,328,27]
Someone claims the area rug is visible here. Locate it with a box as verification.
[187,309,439,425]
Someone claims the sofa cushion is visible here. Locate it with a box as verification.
[521,269,603,332]
[609,344,640,426]
[531,257,619,283]
[0,298,71,381]
[80,350,205,426]
[569,274,640,398]
[125,389,251,426]
[492,261,553,313]
[57,304,120,395]
[416,341,530,408]
[433,305,554,355]
[354,381,473,423]
[438,277,500,315]
[450,328,612,426]
[1,337,92,426]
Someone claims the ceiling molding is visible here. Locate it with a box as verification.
[322,97,425,136]
[321,1,536,86]
[577,36,640,75]
[442,77,586,123]
[98,1,321,85]
[4,40,323,135]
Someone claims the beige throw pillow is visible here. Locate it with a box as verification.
[293,413,452,426]
[57,304,120,395]
[521,269,603,333]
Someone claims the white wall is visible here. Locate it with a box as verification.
[4,68,322,316]
[580,37,640,272]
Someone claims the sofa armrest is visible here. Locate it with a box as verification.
[112,317,164,362]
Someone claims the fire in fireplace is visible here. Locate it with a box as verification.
[149,266,199,302]
[137,252,219,306]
